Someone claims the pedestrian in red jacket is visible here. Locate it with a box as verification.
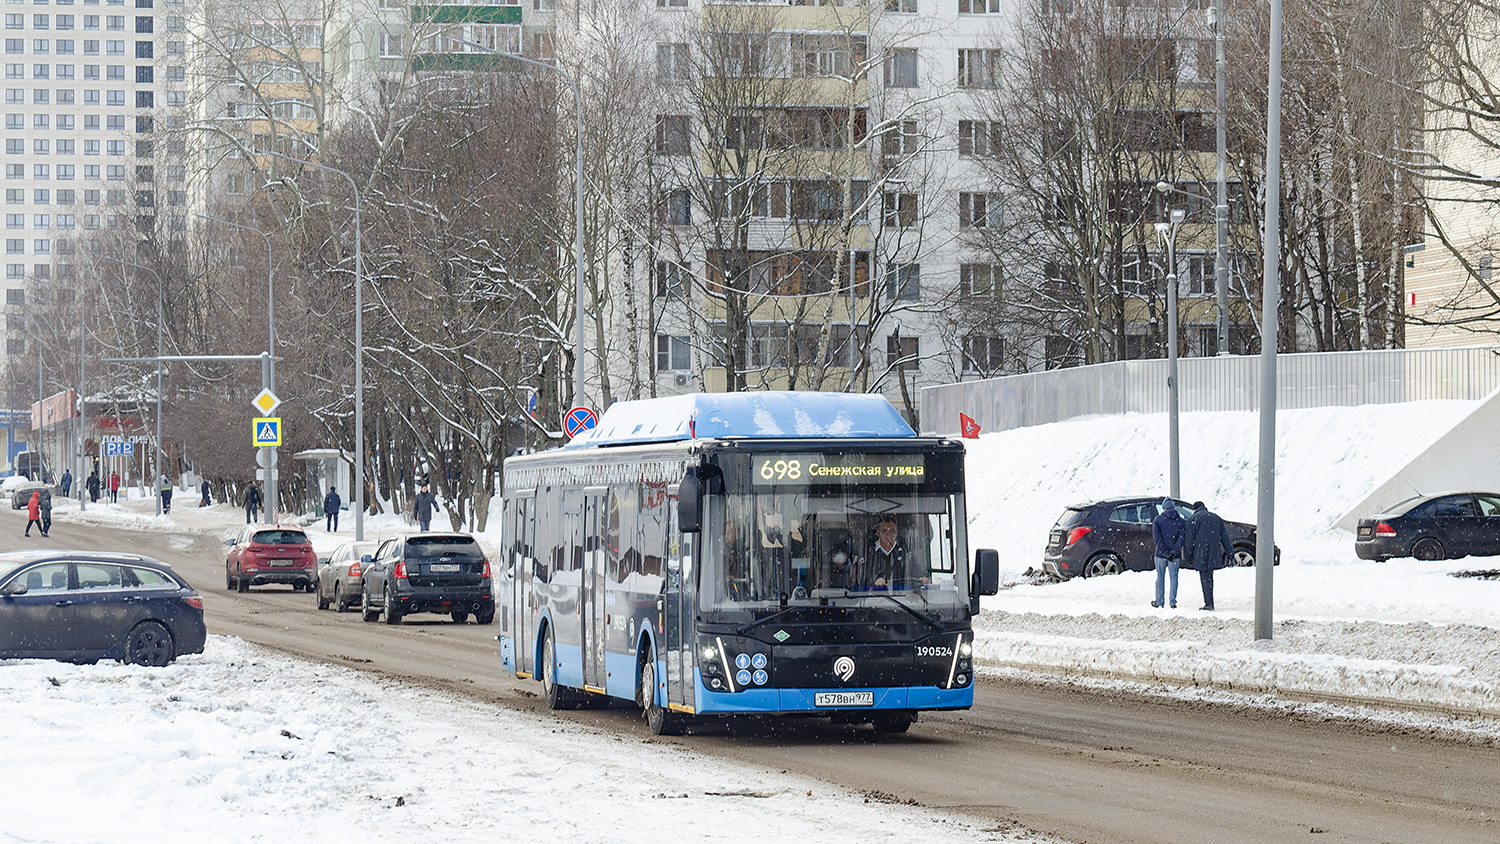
[109,471,120,503]
[24,490,41,537]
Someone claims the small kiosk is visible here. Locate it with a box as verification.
[293,449,351,517]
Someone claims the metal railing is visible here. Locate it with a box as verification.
[919,346,1500,436]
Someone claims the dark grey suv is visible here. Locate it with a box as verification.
[360,533,493,625]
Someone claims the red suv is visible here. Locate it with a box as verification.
[225,525,317,592]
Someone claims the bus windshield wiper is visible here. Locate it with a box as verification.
[736,605,800,637]
[871,592,945,632]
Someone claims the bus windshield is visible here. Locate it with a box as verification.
[702,490,971,619]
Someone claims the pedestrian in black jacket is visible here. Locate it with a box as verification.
[244,485,262,524]
[85,470,100,503]
[324,488,341,532]
[1182,501,1231,611]
[412,485,436,531]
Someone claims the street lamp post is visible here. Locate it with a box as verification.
[1154,208,1186,500]
[107,257,165,516]
[197,213,278,522]
[76,282,85,512]
[255,148,365,541]
[1256,0,1287,641]
[452,37,586,411]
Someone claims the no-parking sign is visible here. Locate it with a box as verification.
[564,406,596,439]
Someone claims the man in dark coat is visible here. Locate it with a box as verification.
[86,470,100,503]
[200,479,211,507]
[244,484,262,524]
[1182,500,1231,611]
[1151,497,1186,608]
[412,484,436,531]
[38,487,52,537]
[323,488,342,532]
[60,469,72,497]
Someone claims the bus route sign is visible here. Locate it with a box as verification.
[564,406,597,439]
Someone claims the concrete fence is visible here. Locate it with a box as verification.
[919,346,1500,436]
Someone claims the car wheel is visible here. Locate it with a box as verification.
[475,608,495,625]
[226,572,234,591]
[360,584,380,622]
[123,620,175,667]
[383,585,402,624]
[334,583,350,613]
[871,710,916,734]
[641,656,686,735]
[316,580,330,610]
[1084,552,1123,577]
[236,572,249,593]
[1412,537,1446,561]
[451,611,469,624]
[1231,546,1256,567]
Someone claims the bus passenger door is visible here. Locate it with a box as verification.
[582,489,607,691]
[512,494,536,677]
[664,494,690,708]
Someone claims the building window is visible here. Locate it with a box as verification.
[656,42,688,82]
[962,335,1004,374]
[4,285,22,302]
[655,260,689,298]
[881,192,916,228]
[654,115,690,156]
[885,263,920,300]
[886,0,917,11]
[958,49,1002,89]
[1187,254,1215,295]
[958,120,1000,157]
[655,334,691,372]
[883,48,916,88]
[959,192,1001,229]
[658,188,691,226]
[379,31,400,57]
[886,334,918,371]
[959,0,1002,12]
[881,119,919,159]
[134,39,150,58]
[134,15,152,33]
[960,263,1002,297]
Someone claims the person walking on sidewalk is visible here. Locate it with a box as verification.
[38,487,51,536]
[1151,497,1186,608]
[158,474,174,513]
[323,487,341,532]
[86,469,100,503]
[1183,501,1231,611]
[199,479,211,507]
[244,484,262,523]
[109,471,120,503]
[412,484,436,532]
[23,490,41,537]
[60,469,72,497]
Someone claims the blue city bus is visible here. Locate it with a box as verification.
[497,392,999,735]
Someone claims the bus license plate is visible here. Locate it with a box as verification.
[814,691,874,707]
[430,564,460,573]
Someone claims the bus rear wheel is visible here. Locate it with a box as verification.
[541,628,581,710]
[871,711,916,734]
[641,658,686,736]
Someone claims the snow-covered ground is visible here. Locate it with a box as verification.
[0,637,1046,844]
[964,399,1500,723]
[4,398,1499,842]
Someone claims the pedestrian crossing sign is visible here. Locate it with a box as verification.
[253,417,282,447]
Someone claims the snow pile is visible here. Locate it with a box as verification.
[963,399,1500,718]
[0,637,1053,844]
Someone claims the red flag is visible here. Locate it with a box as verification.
[959,412,981,439]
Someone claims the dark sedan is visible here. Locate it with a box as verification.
[1355,492,1500,561]
[0,550,206,666]
[1043,497,1276,579]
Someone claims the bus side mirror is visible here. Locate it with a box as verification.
[679,468,701,533]
[971,548,1000,613]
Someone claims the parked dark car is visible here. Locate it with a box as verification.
[9,479,46,509]
[360,532,493,625]
[0,550,206,666]
[1355,492,1500,561]
[316,540,377,612]
[1043,497,1277,579]
[225,525,317,592]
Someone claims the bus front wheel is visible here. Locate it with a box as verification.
[541,628,580,710]
[641,658,686,736]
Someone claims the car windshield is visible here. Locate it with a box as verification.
[407,537,481,560]
[252,530,308,545]
[701,490,970,619]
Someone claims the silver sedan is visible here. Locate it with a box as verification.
[315,540,378,612]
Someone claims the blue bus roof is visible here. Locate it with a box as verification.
[564,391,916,448]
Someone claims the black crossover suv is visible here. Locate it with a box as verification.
[1043,497,1275,579]
[361,532,494,624]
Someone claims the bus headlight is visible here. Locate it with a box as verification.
[959,642,973,658]
[701,646,717,663]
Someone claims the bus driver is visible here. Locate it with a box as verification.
[870,514,928,590]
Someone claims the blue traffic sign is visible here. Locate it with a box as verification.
[564,406,597,439]
[103,441,135,457]
[253,417,282,447]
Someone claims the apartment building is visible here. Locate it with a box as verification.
[0,0,192,357]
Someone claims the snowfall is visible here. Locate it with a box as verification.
[2,398,1498,844]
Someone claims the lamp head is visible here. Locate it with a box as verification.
[1154,180,1172,194]
[1170,208,1186,224]
[1153,222,1170,235]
